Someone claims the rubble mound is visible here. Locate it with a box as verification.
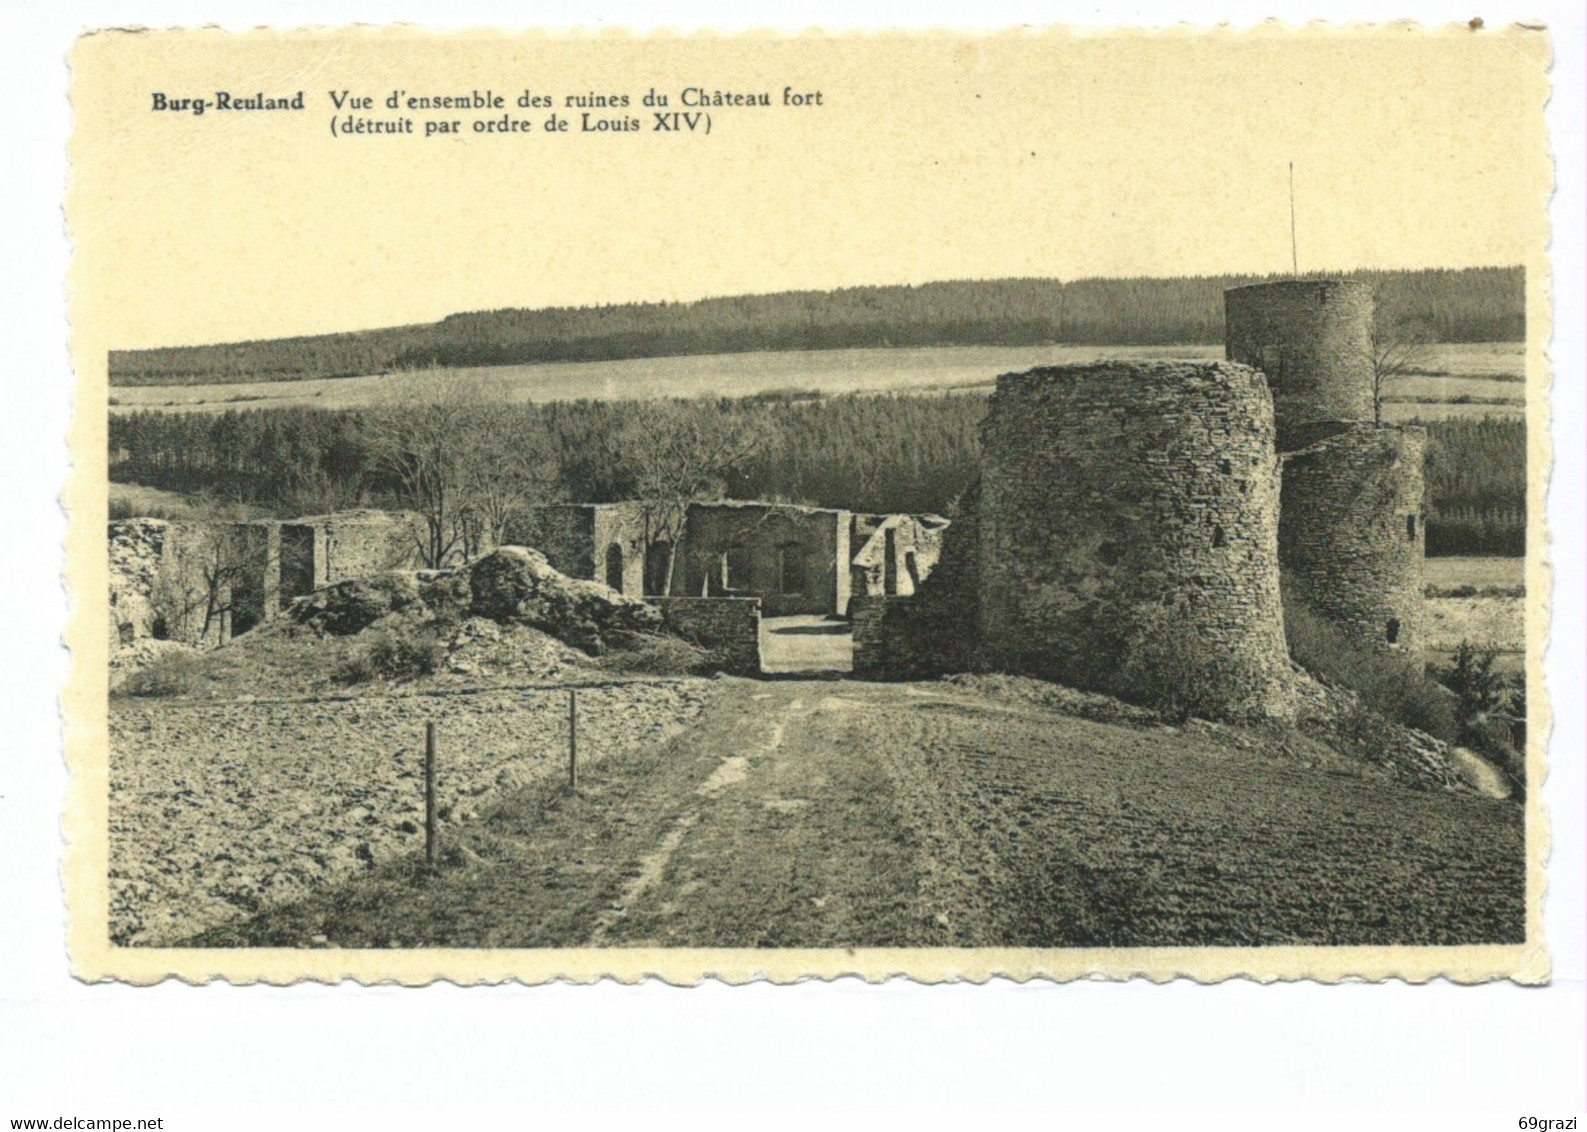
[465,546,662,652]
[291,572,426,636]
[1291,665,1467,792]
[289,546,661,655]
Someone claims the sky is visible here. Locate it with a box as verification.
[69,26,1551,349]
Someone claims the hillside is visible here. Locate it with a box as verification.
[109,267,1525,386]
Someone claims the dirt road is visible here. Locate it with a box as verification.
[194,678,1525,949]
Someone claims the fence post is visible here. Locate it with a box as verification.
[425,720,437,868]
[568,688,578,791]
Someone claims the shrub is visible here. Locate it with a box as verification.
[1115,606,1271,724]
[119,651,205,697]
[1284,592,1457,743]
[598,632,717,677]
[333,629,443,685]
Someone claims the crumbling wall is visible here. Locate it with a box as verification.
[590,502,654,598]
[675,502,850,617]
[1281,424,1428,655]
[1225,279,1375,451]
[509,506,597,580]
[510,502,677,598]
[849,514,949,602]
[849,487,979,677]
[978,361,1294,721]
[109,518,236,648]
[654,596,762,675]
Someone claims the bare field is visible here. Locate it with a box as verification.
[1424,596,1526,653]
[189,678,1524,950]
[109,681,716,945]
[108,341,1525,415]
[1425,556,1526,592]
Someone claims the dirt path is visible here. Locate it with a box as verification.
[195,677,1526,950]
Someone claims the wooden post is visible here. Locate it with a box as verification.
[567,688,578,790]
[424,721,437,867]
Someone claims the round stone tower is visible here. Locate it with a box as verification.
[977,361,1293,721]
[1224,279,1375,451]
[1280,424,1428,655]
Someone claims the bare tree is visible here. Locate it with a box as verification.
[618,401,769,594]
[1369,295,1435,426]
[364,373,561,567]
[153,520,254,645]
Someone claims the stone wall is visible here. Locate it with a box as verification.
[1280,424,1428,655]
[849,513,949,602]
[674,502,850,617]
[510,502,681,598]
[284,510,427,590]
[110,510,427,651]
[654,596,762,675]
[1225,279,1374,451]
[978,361,1294,721]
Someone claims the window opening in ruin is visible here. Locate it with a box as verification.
[883,527,898,594]
[778,543,806,595]
[644,540,672,596]
[604,543,624,591]
[1386,618,1401,645]
[1212,525,1226,548]
[1406,514,1417,541]
[904,550,920,589]
[1219,458,1232,475]
[722,545,752,592]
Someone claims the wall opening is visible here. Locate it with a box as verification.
[604,543,624,591]
[883,527,898,594]
[778,542,806,595]
[904,550,920,589]
[722,545,752,592]
[1386,618,1401,645]
[1406,514,1417,541]
[1212,525,1226,548]
[1219,458,1232,475]
[644,540,672,596]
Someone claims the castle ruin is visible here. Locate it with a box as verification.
[1227,279,1427,655]
[854,276,1428,720]
[977,361,1294,720]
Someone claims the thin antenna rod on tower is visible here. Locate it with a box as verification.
[1288,161,1299,276]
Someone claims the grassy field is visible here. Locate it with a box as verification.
[108,341,1526,417]
[188,677,1525,950]
[1425,556,1526,593]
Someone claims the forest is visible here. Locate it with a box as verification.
[109,267,1525,386]
[108,394,1525,556]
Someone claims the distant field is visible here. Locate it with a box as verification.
[1424,557,1526,592]
[107,341,1527,416]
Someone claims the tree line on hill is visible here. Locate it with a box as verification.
[109,267,1524,386]
[108,393,1525,557]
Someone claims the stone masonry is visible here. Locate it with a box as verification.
[1225,279,1375,451]
[653,596,763,675]
[977,361,1295,721]
[1281,424,1428,654]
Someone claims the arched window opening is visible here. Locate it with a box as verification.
[1386,618,1401,645]
[1212,525,1226,548]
